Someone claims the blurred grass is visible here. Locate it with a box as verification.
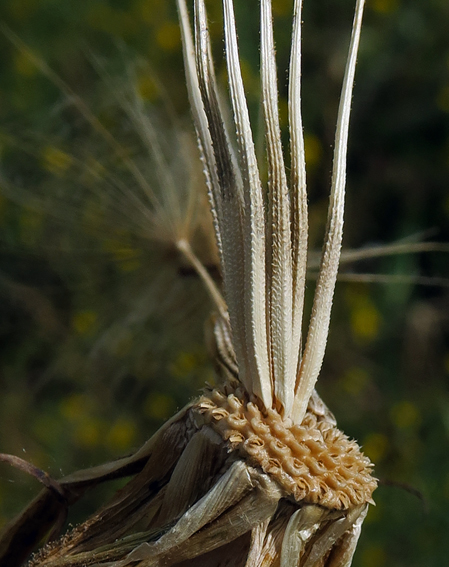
[0,1,449,566]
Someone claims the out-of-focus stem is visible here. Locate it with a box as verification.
[176,238,228,318]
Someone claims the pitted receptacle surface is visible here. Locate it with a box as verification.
[194,383,377,510]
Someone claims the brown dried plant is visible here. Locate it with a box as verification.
[0,0,380,566]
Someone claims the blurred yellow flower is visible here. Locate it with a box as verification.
[60,394,90,421]
[136,73,158,102]
[170,351,198,378]
[369,0,399,14]
[304,133,322,169]
[135,0,166,24]
[390,400,421,429]
[41,146,73,176]
[144,392,176,421]
[102,239,142,272]
[73,419,103,449]
[156,22,181,52]
[348,291,381,342]
[105,418,137,451]
[72,310,98,336]
[237,59,259,98]
[363,432,388,462]
[272,0,291,17]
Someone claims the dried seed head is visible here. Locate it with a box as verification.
[197,382,377,510]
[3,2,376,566]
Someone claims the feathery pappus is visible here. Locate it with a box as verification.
[0,1,378,566]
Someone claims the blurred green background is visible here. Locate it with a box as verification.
[0,0,448,566]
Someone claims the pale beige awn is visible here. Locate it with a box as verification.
[2,1,376,566]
